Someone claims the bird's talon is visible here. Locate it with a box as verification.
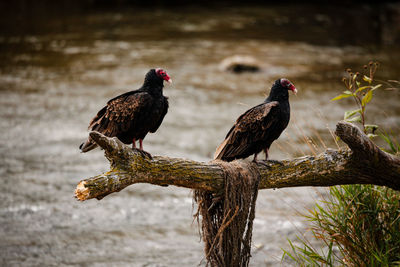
[130,147,152,159]
[139,149,153,160]
[262,159,284,166]
[267,159,284,165]
[255,161,271,168]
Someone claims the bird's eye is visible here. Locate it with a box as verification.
[281,79,290,87]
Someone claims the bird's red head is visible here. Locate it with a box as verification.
[280,78,297,94]
[155,68,172,84]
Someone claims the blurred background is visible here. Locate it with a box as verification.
[1,1,399,266]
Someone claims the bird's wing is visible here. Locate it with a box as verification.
[150,96,169,133]
[214,101,280,160]
[88,91,153,137]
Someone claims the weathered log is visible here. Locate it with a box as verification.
[75,121,400,201]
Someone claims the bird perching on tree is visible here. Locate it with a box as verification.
[79,68,171,154]
[214,78,297,162]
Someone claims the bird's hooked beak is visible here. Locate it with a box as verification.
[164,73,172,85]
[289,84,297,95]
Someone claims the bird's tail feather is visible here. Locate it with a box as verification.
[213,138,229,160]
[79,138,98,153]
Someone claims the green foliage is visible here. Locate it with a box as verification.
[379,131,400,156]
[343,109,361,120]
[283,62,400,266]
[331,62,383,134]
[331,62,399,153]
[283,186,400,266]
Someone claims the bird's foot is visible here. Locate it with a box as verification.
[132,148,153,160]
[139,149,153,160]
[263,159,284,165]
[255,159,284,168]
[253,160,270,168]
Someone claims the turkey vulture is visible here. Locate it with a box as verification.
[214,78,297,162]
[79,68,171,153]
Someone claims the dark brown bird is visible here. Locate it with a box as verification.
[79,68,171,153]
[214,78,297,162]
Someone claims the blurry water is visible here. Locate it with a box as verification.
[1,6,399,266]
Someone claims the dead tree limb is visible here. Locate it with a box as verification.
[75,121,400,201]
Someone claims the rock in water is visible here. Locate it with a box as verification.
[219,55,261,73]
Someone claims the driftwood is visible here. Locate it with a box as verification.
[75,121,400,201]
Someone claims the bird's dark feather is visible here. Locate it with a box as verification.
[214,101,280,161]
[80,69,169,152]
[150,96,169,133]
[89,91,153,138]
[214,78,294,161]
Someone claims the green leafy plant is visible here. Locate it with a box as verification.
[379,130,400,156]
[331,62,382,137]
[283,62,400,266]
[283,185,400,266]
[332,62,399,152]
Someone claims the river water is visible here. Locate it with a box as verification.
[1,5,399,266]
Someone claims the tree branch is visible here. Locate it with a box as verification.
[75,121,400,201]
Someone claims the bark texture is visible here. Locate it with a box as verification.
[75,121,400,201]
